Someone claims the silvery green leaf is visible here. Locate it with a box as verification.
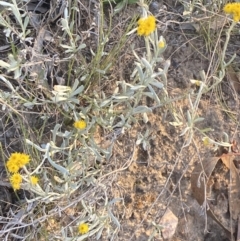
[65,48,76,53]
[142,92,154,98]
[142,112,148,123]
[113,87,119,94]
[106,144,113,161]
[96,69,106,74]
[147,85,160,105]
[96,226,104,240]
[131,66,138,78]
[150,81,164,89]
[67,102,75,109]
[8,54,19,70]
[23,101,36,108]
[0,74,14,91]
[23,15,29,30]
[136,63,144,82]
[100,99,111,107]
[130,85,146,91]
[107,207,120,228]
[141,58,153,74]
[77,43,86,50]
[142,141,148,150]
[68,98,79,104]
[164,59,171,71]
[125,82,135,88]
[0,60,10,68]
[114,0,126,13]
[169,121,183,127]
[161,72,168,86]
[132,49,141,62]
[136,138,142,145]
[133,106,152,114]
[193,117,204,123]
[88,140,104,160]
[54,175,65,183]
[80,74,88,81]
[183,131,193,147]
[179,126,190,136]
[108,198,123,205]
[113,120,125,128]
[63,103,69,111]
[187,110,192,125]
[112,95,130,100]
[0,1,12,7]
[46,152,69,176]
[188,94,194,110]
[51,95,67,102]
[52,124,61,142]
[151,71,164,78]
[156,57,164,62]
[26,139,47,152]
[61,18,71,36]
[60,44,72,49]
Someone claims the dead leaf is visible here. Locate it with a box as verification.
[221,153,240,223]
[237,217,240,241]
[229,159,240,221]
[191,157,219,205]
[226,65,240,94]
[191,156,232,239]
[221,153,231,169]
[160,208,178,240]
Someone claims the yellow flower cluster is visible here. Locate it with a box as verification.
[6,152,30,173]
[137,15,156,36]
[6,152,30,190]
[223,3,240,22]
[78,223,89,235]
[74,120,87,130]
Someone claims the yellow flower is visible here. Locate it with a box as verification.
[74,120,87,130]
[158,40,165,48]
[10,173,22,190]
[6,160,20,173]
[30,175,39,185]
[78,223,89,235]
[223,3,240,22]
[223,3,233,14]
[19,153,30,166]
[202,137,210,146]
[233,13,240,22]
[137,15,156,36]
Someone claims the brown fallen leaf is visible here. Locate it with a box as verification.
[237,216,240,241]
[226,65,240,94]
[228,158,240,221]
[221,153,240,223]
[191,156,232,239]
